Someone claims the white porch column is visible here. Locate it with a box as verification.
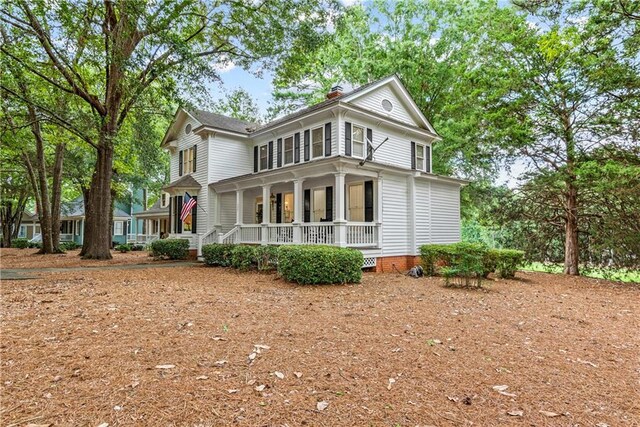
[235,189,244,226]
[334,172,347,247]
[261,184,271,245]
[213,191,222,229]
[376,174,384,249]
[292,179,304,243]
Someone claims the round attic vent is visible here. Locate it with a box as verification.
[185,123,192,134]
[381,99,393,112]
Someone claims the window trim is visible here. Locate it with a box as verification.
[180,146,196,175]
[311,126,324,159]
[283,134,294,166]
[351,124,366,159]
[259,144,269,171]
[311,186,326,222]
[113,220,124,236]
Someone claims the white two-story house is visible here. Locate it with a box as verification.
[160,75,465,271]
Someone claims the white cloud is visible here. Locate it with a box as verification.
[340,0,362,6]
[213,56,236,74]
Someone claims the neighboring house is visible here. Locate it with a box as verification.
[60,193,142,245]
[132,194,170,243]
[17,211,40,240]
[160,75,466,271]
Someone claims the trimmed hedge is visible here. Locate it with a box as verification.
[115,243,132,253]
[277,245,363,285]
[149,238,189,260]
[231,245,257,271]
[420,243,524,279]
[12,238,29,249]
[254,245,279,271]
[202,243,235,266]
[60,241,80,251]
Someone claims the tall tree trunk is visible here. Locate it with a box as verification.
[564,181,580,275]
[79,186,92,257]
[1,191,27,247]
[82,144,114,259]
[50,143,65,251]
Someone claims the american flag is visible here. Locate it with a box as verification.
[180,192,196,221]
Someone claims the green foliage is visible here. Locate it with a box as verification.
[11,238,29,249]
[212,88,263,124]
[115,243,132,253]
[149,239,189,260]
[202,243,236,267]
[29,241,42,249]
[277,245,363,285]
[230,245,258,271]
[59,241,80,251]
[131,244,145,251]
[254,245,279,271]
[492,249,525,279]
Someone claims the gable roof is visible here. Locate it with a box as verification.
[162,174,201,192]
[133,198,169,218]
[61,196,130,219]
[189,110,256,135]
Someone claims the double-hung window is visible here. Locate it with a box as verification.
[312,127,323,158]
[415,144,425,171]
[114,221,124,236]
[284,136,294,165]
[352,125,365,158]
[259,144,268,170]
[180,147,196,174]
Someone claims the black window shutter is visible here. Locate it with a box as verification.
[345,122,352,156]
[364,180,374,222]
[425,145,431,173]
[411,141,416,170]
[325,186,333,221]
[253,146,259,173]
[294,132,301,163]
[324,122,332,156]
[176,196,183,234]
[303,189,311,222]
[366,128,373,160]
[191,196,197,233]
[303,130,310,161]
[178,150,183,176]
[193,145,197,172]
[277,139,282,168]
[168,196,172,234]
[268,140,274,169]
[276,193,282,223]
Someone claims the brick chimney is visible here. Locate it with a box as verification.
[326,85,343,99]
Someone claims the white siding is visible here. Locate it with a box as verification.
[349,84,418,126]
[381,173,409,256]
[193,140,208,234]
[219,192,236,233]
[430,181,461,243]
[415,180,431,252]
[169,115,203,183]
[209,134,253,182]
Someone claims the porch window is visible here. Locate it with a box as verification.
[312,127,323,158]
[182,211,193,232]
[75,220,80,235]
[348,183,364,221]
[61,220,73,234]
[415,144,425,171]
[259,145,268,170]
[283,193,294,223]
[19,225,26,238]
[312,188,325,221]
[114,221,123,235]
[352,125,365,158]
[284,136,294,165]
[255,196,263,223]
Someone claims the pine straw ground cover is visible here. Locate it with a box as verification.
[1,266,638,427]
[0,248,156,269]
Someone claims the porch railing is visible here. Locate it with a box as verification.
[239,224,262,243]
[301,223,335,245]
[127,234,159,244]
[267,224,294,244]
[346,223,378,247]
[60,233,74,242]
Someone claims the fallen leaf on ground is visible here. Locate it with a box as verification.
[387,378,396,390]
[196,375,208,380]
[492,385,509,391]
[447,396,459,402]
[227,389,239,394]
[540,410,561,417]
[254,344,270,350]
[274,371,285,379]
[214,360,227,367]
[317,401,329,411]
[255,384,266,392]
[294,372,303,378]
[507,410,524,416]
[155,364,175,369]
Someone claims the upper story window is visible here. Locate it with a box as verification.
[413,143,431,172]
[312,126,323,158]
[180,146,196,175]
[416,144,425,171]
[161,193,169,208]
[352,125,365,158]
[259,144,268,170]
[284,136,294,165]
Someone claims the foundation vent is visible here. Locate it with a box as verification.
[362,257,377,268]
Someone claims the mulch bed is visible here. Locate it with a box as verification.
[1,266,638,426]
[0,248,156,269]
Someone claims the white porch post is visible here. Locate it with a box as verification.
[235,189,244,226]
[292,179,304,243]
[334,172,347,247]
[213,191,222,229]
[376,174,384,249]
[261,184,271,245]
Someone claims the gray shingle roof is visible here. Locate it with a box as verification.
[162,174,201,191]
[60,196,130,219]
[134,199,169,218]
[189,110,257,135]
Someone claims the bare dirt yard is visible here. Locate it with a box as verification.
[1,248,156,269]
[1,263,638,426]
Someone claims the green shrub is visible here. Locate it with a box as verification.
[12,238,29,249]
[231,245,257,271]
[131,244,145,251]
[421,242,487,276]
[493,249,525,279]
[115,243,132,253]
[29,241,42,249]
[59,241,80,251]
[149,238,189,260]
[420,244,452,275]
[277,245,363,285]
[255,245,279,271]
[483,249,500,278]
[202,243,236,266]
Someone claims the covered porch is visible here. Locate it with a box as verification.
[207,160,383,249]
